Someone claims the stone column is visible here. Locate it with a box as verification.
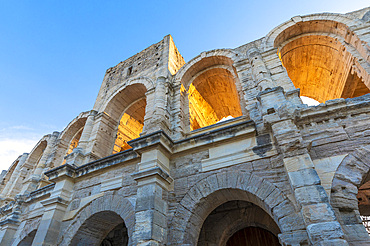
[169,83,187,141]
[74,110,97,151]
[247,47,276,91]
[82,111,117,164]
[142,77,171,135]
[0,153,28,198]
[141,88,156,136]
[64,110,98,166]
[130,132,173,246]
[31,166,74,246]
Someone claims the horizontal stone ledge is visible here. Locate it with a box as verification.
[27,183,56,202]
[0,218,20,226]
[132,166,173,185]
[45,120,256,180]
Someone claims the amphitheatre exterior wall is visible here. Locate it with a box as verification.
[0,7,370,246]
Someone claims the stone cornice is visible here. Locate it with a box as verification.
[27,183,55,202]
[297,95,370,125]
[132,166,173,185]
[45,119,256,180]
[128,130,174,155]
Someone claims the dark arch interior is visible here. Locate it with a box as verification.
[100,222,128,246]
[198,200,280,246]
[71,211,128,246]
[18,230,36,246]
[226,227,281,246]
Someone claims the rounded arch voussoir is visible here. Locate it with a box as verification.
[58,193,135,246]
[330,146,370,211]
[263,13,363,50]
[168,170,299,245]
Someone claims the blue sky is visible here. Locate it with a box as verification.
[0,0,369,170]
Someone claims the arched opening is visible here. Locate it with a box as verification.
[65,128,83,156]
[102,84,147,154]
[227,227,280,246]
[62,127,83,165]
[180,55,245,131]
[70,211,128,246]
[198,200,281,246]
[275,20,370,103]
[112,96,146,153]
[188,67,243,130]
[18,229,36,246]
[330,148,370,243]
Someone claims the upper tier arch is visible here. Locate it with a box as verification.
[263,12,365,50]
[174,49,240,88]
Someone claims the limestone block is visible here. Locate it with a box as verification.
[306,221,344,243]
[295,185,328,206]
[264,187,286,209]
[301,203,336,225]
[316,239,349,246]
[288,168,321,189]
[342,224,370,242]
[201,139,277,172]
[283,154,314,172]
[330,179,358,210]
[278,230,309,246]
[255,180,276,200]
[273,199,296,220]
[100,176,123,192]
[136,195,167,214]
[279,213,306,232]
[335,155,370,186]
[235,171,252,190]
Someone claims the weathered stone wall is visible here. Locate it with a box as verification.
[0,7,369,246]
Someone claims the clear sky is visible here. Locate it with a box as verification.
[0,0,369,170]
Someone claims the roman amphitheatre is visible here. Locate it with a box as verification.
[1,6,370,246]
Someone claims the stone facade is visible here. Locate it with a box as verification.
[1,7,370,246]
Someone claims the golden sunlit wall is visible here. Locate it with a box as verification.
[112,98,146,154]
[275,20,370,103]
[62,128,83,165]
[66,129,83,156]
[188,68,242,130]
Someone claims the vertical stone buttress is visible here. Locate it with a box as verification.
[142,76,171,136]
[248,46,350,245]
[130,133,173,246]
[31,167,74,246]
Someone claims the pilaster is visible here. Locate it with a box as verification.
[32,165,75,246]
[130,131,173,246]
[142,77,172,136]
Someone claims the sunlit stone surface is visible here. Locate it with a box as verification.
[0,7,370,246]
